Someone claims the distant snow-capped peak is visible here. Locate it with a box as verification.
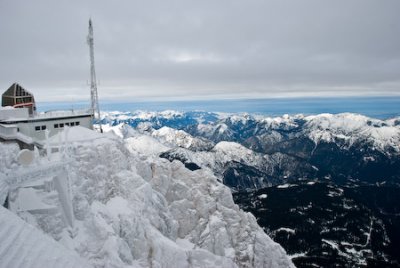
[303,113,400,152]
[152,126,195,148]
[100,110,400,154]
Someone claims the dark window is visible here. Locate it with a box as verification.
[70,122,75,126]
[60,123,64,128]
[54,124,59,128]
[65,123,70,126]
[76,121,80,126]
[41,125,46,130]
[35,126,40,131]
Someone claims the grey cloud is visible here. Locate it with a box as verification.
[0,0,399,102]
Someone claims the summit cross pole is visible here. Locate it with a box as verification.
[87,18,102,133]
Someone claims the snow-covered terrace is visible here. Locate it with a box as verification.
[36,109,92,119]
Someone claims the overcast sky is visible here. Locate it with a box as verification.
[0,0,399,102]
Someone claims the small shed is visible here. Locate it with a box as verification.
[2,83,36,115]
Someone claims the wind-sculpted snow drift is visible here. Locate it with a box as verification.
[0,128,293,268]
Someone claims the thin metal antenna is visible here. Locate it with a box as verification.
[87,18,102,133]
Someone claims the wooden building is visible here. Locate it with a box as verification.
[2,83,36,115]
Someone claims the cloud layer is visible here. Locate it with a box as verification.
[1,0,399,102]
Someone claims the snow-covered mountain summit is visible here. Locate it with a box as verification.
[101,111,400,185]
[303,113,400,153]
[0,126,293,267]
[152,126,214,151]
[101,110,400,154]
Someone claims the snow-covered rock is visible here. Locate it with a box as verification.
[125,135,170,156]
[152,126,213,151]
[212,141,258,164]
[304,113,400,152]
[0,128,294,268]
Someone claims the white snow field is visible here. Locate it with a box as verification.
[0,127,294,268]
[0,206,90,268]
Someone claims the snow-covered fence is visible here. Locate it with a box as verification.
[6,161,67,190]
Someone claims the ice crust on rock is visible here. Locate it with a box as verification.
[69,134,294,267]
[0,128,293,267]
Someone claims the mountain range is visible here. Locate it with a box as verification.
[102,111,400,188]
[101,110,400,267]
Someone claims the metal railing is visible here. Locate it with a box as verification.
[35,109,92,119]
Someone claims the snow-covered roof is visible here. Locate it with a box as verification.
[48,126,105,144]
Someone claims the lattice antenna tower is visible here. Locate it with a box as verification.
[87,18,102,132]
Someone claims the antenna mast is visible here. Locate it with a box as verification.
[87,18,102,132]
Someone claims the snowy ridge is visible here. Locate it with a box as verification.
[100,110,188,127]
[212,141,258,163]
[153,126,195,148]
[152,126,213,150]
[159,140,304,189]
[303,113,400,152]
[125,135,170,156]
[102,110,185,121]
[101,111,400,154]
[100,111,400,186]
[0,206,90,268]
[159,142,265,177]
[0,128,293,267]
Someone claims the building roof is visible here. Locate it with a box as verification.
[2,83,34,98]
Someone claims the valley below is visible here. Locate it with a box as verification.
[233,181,400,267]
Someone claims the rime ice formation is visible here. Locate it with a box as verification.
[0,127,294,267]
[0,206,90,268]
